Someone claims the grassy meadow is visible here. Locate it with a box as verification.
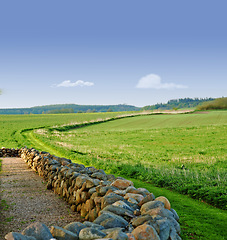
[32,111,227,210]
[0,110,227,239]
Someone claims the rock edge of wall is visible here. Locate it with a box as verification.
[1,147,182,240]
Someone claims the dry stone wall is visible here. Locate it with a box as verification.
[1,147,182,240]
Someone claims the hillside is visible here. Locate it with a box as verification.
[196,97,227,110]
[0,104,140,114]
[142,97,215,110]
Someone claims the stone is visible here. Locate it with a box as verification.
[89,207,99,222]
[86,178,100,189]
[168,217,181,234]
[76,175,89,189]
[94,211,128,229]
[124,193,144,203]
[145,206,174,219]
[113,200,134,212]
[140,201,164,215]
[114,190,127,196]
[106,229,128,240]
[169,226,182,240]
[50,226,79,240]
[131,224,160,240]
[170,208,179,222]
[64,222,86,235]
[155,196,171,210]
[91,172,108,181]
[136,188,150,195]
[138,193,155,207]
[131,215,153,227]
[127,197,139,205]
[101,193,124,209]
[127,233,136,240]
[96,186,118,196]
[111,179,133,190]
[5,232,36,240]
[79,227,106,240]
[101,227,124,235]
[22,222,53,240]
[83,221,105,230]
[101,205,134,218]
[150,218,171,240]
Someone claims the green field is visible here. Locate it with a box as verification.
[0,110,227,239]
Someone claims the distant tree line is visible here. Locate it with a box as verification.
[142,98,215,110]
[0,104,140,115]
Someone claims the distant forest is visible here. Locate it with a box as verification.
[0,98,218,114]
[142,97,215,110]
[0,104,140,114]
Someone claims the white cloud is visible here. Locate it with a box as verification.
[136,74,188,89]
[56,80,94,87]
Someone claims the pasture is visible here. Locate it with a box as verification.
[33,111,227,209]
[0,110,227,239]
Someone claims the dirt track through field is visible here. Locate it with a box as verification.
[0,157,81,238]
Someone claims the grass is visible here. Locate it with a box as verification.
[0,110,227,239]
[33,111,227,209]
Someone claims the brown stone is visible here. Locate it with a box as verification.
[127,233,136,240]
[155,196,171,210]
[132,224,160,240]
[111,179,133,190]
[138,193,155,207]
[124,193,144,203]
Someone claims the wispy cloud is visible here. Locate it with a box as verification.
[56,80,94,87]
[136,74,188,89]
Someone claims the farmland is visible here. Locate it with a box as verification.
[0,110,227,239]
[31,111,227,210]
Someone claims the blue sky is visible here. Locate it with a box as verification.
[0,0,226,108]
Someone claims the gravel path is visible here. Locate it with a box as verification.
[0,157,81,238]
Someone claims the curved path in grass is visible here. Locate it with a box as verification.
[23,129,227,240]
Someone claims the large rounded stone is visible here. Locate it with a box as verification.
[101,205,134,218]
[50,226,79,240]
[155,196,171,210]
[79,227,106,240]
[5,232,36,240]
[111,179,133,190]
[132,224,160,240]
[22,222,53,240]
[64,222,86,235]
[106,229,128,240]
[140,201,164,215]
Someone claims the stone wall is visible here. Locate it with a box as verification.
[1,147,182,240]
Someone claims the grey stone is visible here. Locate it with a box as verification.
[149,218,171,240]
[170,208,179,222]
[64,222,86,235]
[91,172,108,181]
[101,205,134,218]
[22,222,53,240]
[168,217,181,234]
[101,193,125,209]
[5,232,36,240]
[131,215,153,227]
[50,226,79,240]
[79,227,106,240]
[94,211,128,229]
[113,200,134,212]
[106,229,128,240]
[140,201,164,215]
[83,221,105,230]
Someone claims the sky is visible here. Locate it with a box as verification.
[0,0,226,108]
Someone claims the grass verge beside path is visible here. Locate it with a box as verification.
[22,134,227,240]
